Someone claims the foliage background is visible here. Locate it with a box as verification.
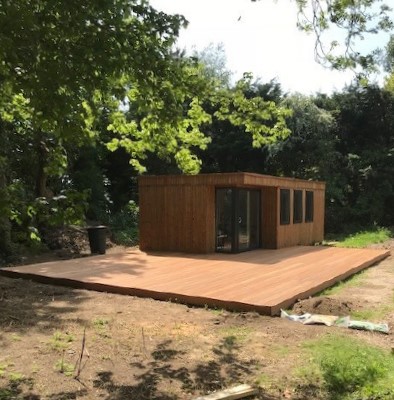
[0,1,393,262]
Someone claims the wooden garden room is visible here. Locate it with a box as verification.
[138,172,325,253]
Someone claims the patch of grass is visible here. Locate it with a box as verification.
[319,270,368,295]
[270,344,292,357]
[218,326,252,342]
[351,304,393,321]
[326,227,391,249]
[0,363,8,377]
[8,372,24,382]
[49,331,74,351]
[210,308,226,316]
[10,334,22,342]
[55,358,75,377]
[299,334,394,399]
[93,317,111,338]
[93,317,109,328]
[254,372,274,388]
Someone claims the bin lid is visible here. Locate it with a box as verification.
[86,225,107,229]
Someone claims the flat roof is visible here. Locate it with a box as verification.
[139,172,325,190]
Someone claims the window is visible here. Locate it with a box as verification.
[293,190,303,223]
[280,189,290,225]
[305,191,314,222]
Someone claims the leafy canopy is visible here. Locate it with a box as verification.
[295,0,393,74]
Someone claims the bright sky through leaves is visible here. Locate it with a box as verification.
[150,0,392,94]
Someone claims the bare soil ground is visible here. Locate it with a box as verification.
[1,241,393,400]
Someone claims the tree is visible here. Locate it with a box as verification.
[0,1,294,259]
[267,94,338,180]
[294,0,393,75]
[383,35,394,92]
[0,0,190,257]
[330,84,394,227]
[199,78,287,173]
[193,43,233,88]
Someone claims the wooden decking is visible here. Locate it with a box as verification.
[0,246,390,315]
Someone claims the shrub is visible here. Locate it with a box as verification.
[107,200,139,246]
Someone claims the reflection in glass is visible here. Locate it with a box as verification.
[216,188,260,252]
[216,189,233,252]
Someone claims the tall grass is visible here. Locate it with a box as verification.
[326,227,391,248]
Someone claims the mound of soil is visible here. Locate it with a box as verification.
[292,296,354,316]
[40,225,90,254]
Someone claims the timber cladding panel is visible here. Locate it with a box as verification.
[139,181,215,253]
[139,173,325,253]
[261,187,278,249]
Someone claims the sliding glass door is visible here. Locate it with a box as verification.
[216,189,234,252]
[216,188,260,253]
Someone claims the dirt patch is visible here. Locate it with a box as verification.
[292,296,354,316]
[368,238,394,251]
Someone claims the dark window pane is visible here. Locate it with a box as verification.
[280,189,290,225]
[293,190,303,223]
[305,191,314,222]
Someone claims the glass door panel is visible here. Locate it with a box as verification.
[216,189,233,252]
[216,188,260,252]
[237,189,260,251]
[249,190,260,249]
[237,190,250,251]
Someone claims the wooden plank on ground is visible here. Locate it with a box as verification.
[194,384,258,400]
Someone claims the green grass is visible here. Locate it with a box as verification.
[93,317,109,328]
[10,334,22,342]
[8,372,24,382]
[218,326,252,342]
[55,358,75,377]
[0,363,8,377]
[298,334,394,399]
[49,331,74,351]
[319,270,368,296]
[325,227,391,249]
[254,372,276,389]
[270,343,292,357]
[210,308,226,316]
[93,317,111,338]
[351,303,394,321]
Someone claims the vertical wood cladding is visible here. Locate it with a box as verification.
[139,182,215,253]
[261,187,278,249]
[139,173,325,253]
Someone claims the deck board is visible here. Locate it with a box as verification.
[0,246,390,315]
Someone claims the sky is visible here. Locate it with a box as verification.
[150,0,392,94]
